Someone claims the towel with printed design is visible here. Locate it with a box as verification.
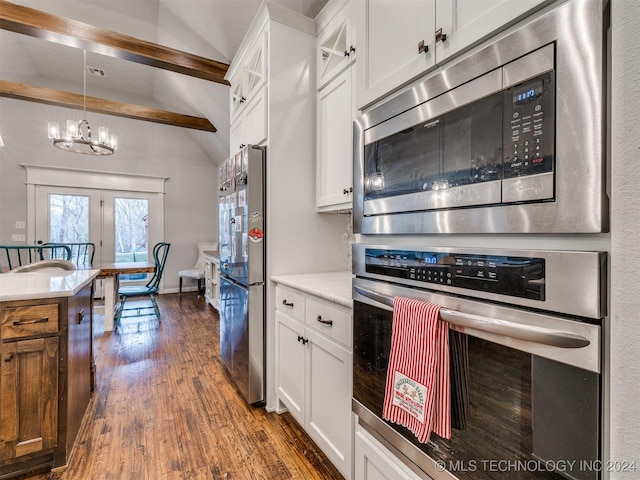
[382,296,451,443]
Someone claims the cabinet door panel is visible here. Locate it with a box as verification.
[317,1,354,88]
[435,0,547,60]
[306,329,352,477]
[0,337,59,461]
[355,425,423,480]
[245,87,268,147]
[230,118,246,157]
[275,311,305,424]
[317,68,353,211]
[356,0,436,109]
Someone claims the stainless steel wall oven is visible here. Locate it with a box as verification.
[352,244,606,480]
[353,0,608,234]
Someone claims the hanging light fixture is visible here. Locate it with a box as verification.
[47,50,117,155]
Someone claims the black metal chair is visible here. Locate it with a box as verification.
[0,245,71,272]
[43,242,95,266]
[114,242,170,330]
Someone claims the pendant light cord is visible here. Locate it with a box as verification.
[83,49,87,116]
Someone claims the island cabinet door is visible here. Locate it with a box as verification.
[0,336,59,461]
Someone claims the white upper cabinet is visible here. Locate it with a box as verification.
[229,32,267,122]
[317,0,355,89]
[317,67,354,212]
[355,0,548,109]
[316,0,356,212]
[434,0,547,61]
[354,0,436,110]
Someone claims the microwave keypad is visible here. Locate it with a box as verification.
[503,72,555,179]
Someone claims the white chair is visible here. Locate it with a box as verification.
[178,241,218,296]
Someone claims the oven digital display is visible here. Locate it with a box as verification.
[364,248,545,300]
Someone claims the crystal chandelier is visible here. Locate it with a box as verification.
[47,50,117,155]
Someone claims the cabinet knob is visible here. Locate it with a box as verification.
[282,299,294,307]
[78,308,85,325]
[435,28,447,43]
[4,354,12,362]
[344,45,356,57]
[240,96,246,103]
[418,40,429,54]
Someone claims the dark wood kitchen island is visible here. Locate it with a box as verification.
[0,269,99,479]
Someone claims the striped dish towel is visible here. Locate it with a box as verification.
[382,296,451,443]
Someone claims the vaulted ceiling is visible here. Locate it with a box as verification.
[0,0,328,162]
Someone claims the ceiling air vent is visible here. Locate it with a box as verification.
[87,66,106,77]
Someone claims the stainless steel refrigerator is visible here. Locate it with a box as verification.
[218,145,266,404]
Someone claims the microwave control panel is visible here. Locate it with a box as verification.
[364,248,545,301]
[503,71,555,179]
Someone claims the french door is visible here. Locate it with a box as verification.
[34,186,163,276]
[34,186,103,261]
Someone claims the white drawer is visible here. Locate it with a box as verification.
[305,296,352,348]
[275,285,305,321]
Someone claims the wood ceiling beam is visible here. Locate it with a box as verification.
[0,0,230,85]
[0,80,216,132]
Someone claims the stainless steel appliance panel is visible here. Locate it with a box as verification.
[353,277,601,374]
[219,275,265,404]
[353,0,608,234]
[352,245,605,480]
[353,244,607,320]
[218,145,266,405]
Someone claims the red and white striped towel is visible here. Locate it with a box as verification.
[382,296,451,443]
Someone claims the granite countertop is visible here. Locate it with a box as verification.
[0,269,100,302]
[271,271,353,308]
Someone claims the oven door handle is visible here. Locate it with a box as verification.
[353,285,590,349]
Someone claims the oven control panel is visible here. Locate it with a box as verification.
[364,248,545,300]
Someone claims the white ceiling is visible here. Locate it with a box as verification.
[0,0,329,162]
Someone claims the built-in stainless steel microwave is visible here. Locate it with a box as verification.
[353,0,608,235]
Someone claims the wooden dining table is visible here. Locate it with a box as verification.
[96,262,155,332]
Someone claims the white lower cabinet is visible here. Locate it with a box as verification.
[204,254,220,310]
[275,284,353,479]
[275,310,305,423]
[354,421,426,480]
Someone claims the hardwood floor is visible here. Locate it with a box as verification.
[26,294,344,480]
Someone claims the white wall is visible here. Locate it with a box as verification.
[0,97,220,291]
[610,0,640,473]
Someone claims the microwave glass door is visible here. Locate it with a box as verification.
[363,92,503,208]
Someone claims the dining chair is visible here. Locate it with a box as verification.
[178,241,218,296]
[0,245,71,272]
[43,242,95,266]
[114,242,170,330]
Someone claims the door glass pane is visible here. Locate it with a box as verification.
[48,194,90,243]
[114,197,149,281]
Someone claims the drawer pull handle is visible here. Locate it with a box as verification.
[282,300,294,307]
[13,317,49,326]
[317,315,333,326]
